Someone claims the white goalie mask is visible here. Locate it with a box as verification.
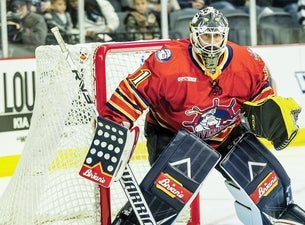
[190,7,229,72]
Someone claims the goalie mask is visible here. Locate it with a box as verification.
[190,7,229,73]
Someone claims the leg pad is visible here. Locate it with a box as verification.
[112,129,221,224]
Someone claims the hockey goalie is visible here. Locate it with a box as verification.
[82,7,305,225]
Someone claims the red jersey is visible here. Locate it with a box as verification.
[101,39,274,149]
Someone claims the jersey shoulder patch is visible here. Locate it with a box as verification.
[154,48,172,62]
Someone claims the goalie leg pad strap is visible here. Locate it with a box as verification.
[112,129,221,224]
[225,180,272,225]
[220,132,294,223]
[79,116,138,187]
[278,203,305,224]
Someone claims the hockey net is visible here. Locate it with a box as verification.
[0,40,200,225]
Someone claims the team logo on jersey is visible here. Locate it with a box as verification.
[155,48,172,62]
[182,98,240,139]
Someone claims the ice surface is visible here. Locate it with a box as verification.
[1,146,304,225]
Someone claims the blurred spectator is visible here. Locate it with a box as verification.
[230,0,262,13]
[209,0,270,14]
[272,0,298,25]
[66,0,77,27]
[298,0,305,27]
[67,0,119,42]
[120,0,134,11]
[177,0,247,11]
[125,0,161,40]
[44,0,74,44]
[178,0,205,9]
[148,0,181,23]
[7,0,48,56]
[30,0,52,14]
[209,0,237,10]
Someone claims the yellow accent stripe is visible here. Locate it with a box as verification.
[0,155,20,177]
[108,99,137,121]
[0,142,148,178]
[48,147,88,171]
[123,79,148,109]
[259,127,305,148]
[1,128,304,178]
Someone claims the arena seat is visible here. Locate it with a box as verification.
[222,9,251,46]
[169,8,198,39]
[257,7,298,45]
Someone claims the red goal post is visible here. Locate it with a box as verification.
[95,40,201,225]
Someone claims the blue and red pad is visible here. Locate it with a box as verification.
[112,129,221,225]
[220,132,305,224]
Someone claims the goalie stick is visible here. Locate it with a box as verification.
[51,26,156,225]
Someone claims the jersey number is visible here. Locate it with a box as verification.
[131,69,151,87]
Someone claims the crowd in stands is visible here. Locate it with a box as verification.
[3,0,305,57]
[125,0,161,40]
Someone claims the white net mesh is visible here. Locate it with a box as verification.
[0,43,101,225]
[0,41,195,225]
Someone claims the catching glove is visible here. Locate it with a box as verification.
[243,96,301,150]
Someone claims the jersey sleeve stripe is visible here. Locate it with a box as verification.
[123,79,150,109]
[115,88,142,111]
[107,99,139,122]
[251,86,274,103]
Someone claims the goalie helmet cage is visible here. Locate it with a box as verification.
[0,40,200,225]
